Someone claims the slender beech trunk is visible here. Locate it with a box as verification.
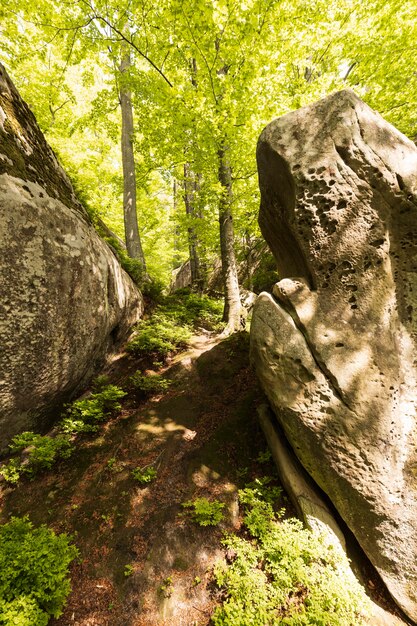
[182,58,205,291]
[218,144,241,332]
[245,230,255,292]
[172,178,182,268]
[183,162,204,290]
[119,49,148,275]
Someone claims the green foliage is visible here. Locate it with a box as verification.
[131,466,157,484]
[124,564,134,577]
[159,576,174,598]
[182,498,225,527]
[0,384,126,484]
[0,517,78,624]
[126,313,192,359]
[2,0,416,304]
[165,292,224,331]
[256,450,272,464]
[126,292,223,360]
[0,596,49,626]
[128,371,171,396]
[60,384,126,434]
[0,433,73,483]
[140,277,166,302]
[212,479,370,626]
[11,432,73,474]
[92,374,111,391]
[0,458,22,484]
[104,236,145,285]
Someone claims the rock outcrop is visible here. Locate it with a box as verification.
[251,89,417,621]
[0,63,143,451]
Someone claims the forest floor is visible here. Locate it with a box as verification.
[0,327,410,626]
[0,330,277,625]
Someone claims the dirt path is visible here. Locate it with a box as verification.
[0,331,269,626]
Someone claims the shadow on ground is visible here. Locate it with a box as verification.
[0,332,275,626]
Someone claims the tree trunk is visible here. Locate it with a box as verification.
[183,162,204,290]
[218,144,241,333]
[119,49,148,276]
[172,178,182,268]
[245,230,255,292]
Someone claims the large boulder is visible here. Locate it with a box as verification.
[251,89,417,621]
[0,64,143,451]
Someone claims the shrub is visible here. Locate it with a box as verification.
[162,292,224,331]
[0,458,22,484]
[126,313,191,359]
[132,466,157,484]
[0,433,73,483]
[212,479,370,626]
[128,371,171,396]
[0,596,49,626]
[0,517,78,624]
[92,374,110,391]
[182,498,225,526]
[126,292,224,360]
[60,384,126,435]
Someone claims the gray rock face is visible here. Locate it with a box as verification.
[0,64,143,451]
[251,89,417,621]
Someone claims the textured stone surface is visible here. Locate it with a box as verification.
[251,89,417,621]
[0,63,143,451]
[258,404,408,626]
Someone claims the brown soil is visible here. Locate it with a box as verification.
[0,331,272,626]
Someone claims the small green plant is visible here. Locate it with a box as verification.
[211,478,370,626]
[10,432,72,469]
[256,449,272,464]
[124,564,134,577]
[132,466,157,485]
[0,458,22,484]
[92,374,110,391]
[0,433,73,483]
[0,517,78,624]
[128,371,171,396]
[107,457,117,470]
[192,576,202,587]
[60,384,126,434]
[182,498,225,527]
[159,576,173,598]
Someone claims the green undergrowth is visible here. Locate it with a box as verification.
[131,466,157,484]
[182,498,225,526]
[0,517,78,625]
[126,291,224,360]
[128,371,171,396]
[60,384,126,435]
[212,478,370,626]
[0,383,126,485]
